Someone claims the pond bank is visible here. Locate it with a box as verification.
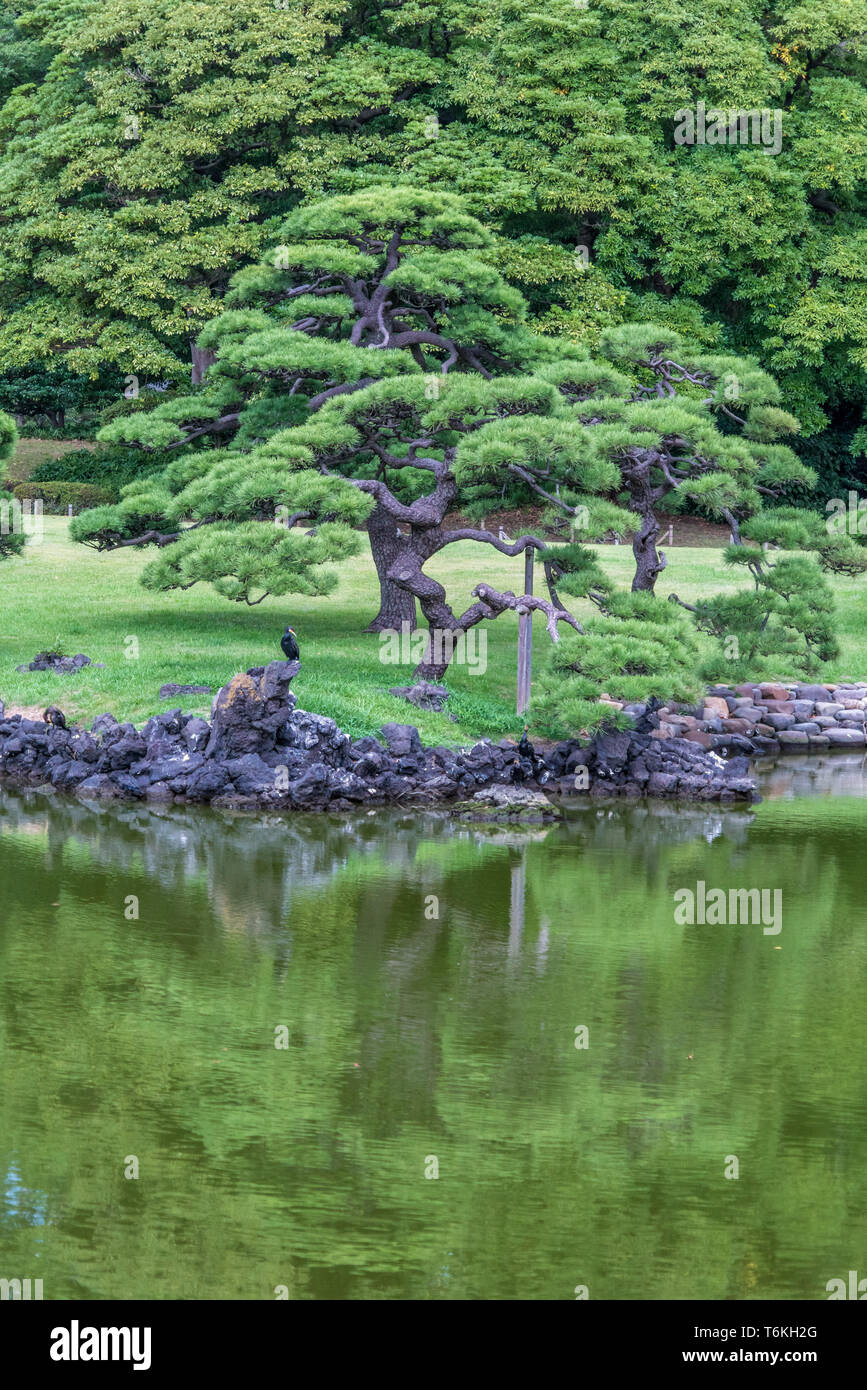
[0,660,757,813]
[617,680,867,758]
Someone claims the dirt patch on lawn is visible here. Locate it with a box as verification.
[444,505,730,548]
[2,704,50,721]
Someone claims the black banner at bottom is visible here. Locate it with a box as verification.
[0,1298,862,1374]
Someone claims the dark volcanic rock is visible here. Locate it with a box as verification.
[0,663,761,811]
[17,651,105,674]
[380,723,423,758]
[388,682,450,712]
[160,683,212,699]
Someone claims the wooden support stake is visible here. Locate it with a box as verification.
[508,859,526,960]
[517,548,533,716]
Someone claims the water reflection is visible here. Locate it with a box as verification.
[0,758,864,1301]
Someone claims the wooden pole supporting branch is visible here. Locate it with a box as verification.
[516,548,533,716]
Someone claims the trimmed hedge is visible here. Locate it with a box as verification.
[13,481,116,512]
[29,444,170,492]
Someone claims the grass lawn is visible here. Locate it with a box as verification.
[0,516,865,742]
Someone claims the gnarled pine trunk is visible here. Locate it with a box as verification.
[364,502,418,633]
[629,488,665,593]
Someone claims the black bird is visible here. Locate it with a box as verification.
[516,724,549,784]
[280,625,299,662]
[517,724,535,760]
[43,706,66,729]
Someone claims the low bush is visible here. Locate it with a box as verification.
[13,481,116,512]
[28,444,171,493]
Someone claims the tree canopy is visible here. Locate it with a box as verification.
[65,186,836,693]
[1,0,865,473]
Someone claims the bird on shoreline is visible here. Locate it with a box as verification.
[515,724,550,784]
[281,626,299,662]
[517,724,534,761]
[43,706,66,729]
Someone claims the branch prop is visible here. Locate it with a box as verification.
[471,584,583,641]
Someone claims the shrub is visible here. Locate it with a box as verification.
[14,481,116,512]
[28,444,169,493]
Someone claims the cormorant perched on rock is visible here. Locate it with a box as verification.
[43,706,66,729]
[517,724,534,761]
[280,626,299,662]
[515,724,549,784]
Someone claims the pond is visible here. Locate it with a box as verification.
[1,755,865,1300]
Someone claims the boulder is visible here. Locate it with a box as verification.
[222,753,278,796]
[759,683,791,701]
[761,712,794,731]
[207,673,271,758]
[682,729,711,748]
[824,728,866,747]
[185,764,231,801]
[594,730,632,771]
[794,685,832,703]
[388,682,450,712]
[778,730,810,748]
[160,683,212,699]
[471,783,557,816]
[702,697,730,720]
[380,723,423,758]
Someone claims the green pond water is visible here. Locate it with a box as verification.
[1,756,866,1301]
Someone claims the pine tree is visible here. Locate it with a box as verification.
[671,508,867,681]
[71,188,821,684]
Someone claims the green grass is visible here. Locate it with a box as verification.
[0,517,865,741]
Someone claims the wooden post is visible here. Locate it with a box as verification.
[508,858,525,960]
[517,548,533,716]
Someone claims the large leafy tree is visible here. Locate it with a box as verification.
[424,1,867,456]
[0,361,116,428]
[0,0,445,380]
[4,0,867,474]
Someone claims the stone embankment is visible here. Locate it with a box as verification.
[0,661,758,812]
[622,681,867,757]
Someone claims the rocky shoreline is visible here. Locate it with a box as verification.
[0,660,760,816]
[640,680,867,757]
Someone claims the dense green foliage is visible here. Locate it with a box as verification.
[0,361,116,429]
[65,188,820,711]
[27,443,166,493]
[534,590,704,733]
[1,0,865,464]
[673,506,867,679]
[0,1,863,719]
[0,406,26,561]
[13,479,115,512]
